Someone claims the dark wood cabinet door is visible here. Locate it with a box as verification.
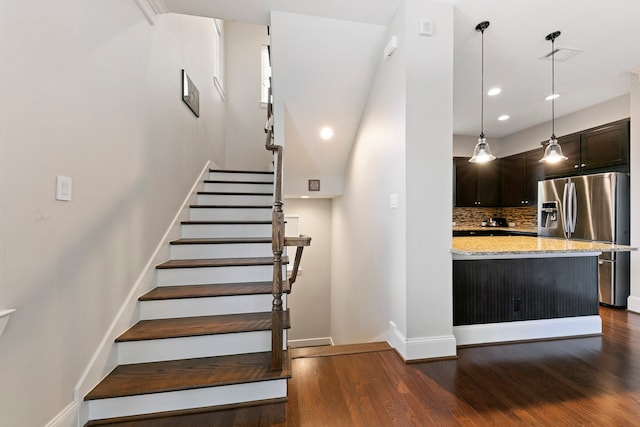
[500,153,526,207]
[455,158,478,207]
[581,120,629,170]
[543,133,581,177]
[524,149,545,205]
[476,160,500,206]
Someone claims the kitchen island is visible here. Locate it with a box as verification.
[451,235,636,345]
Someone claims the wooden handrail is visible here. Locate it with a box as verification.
[285,235,311,289]
[264,74,311,371]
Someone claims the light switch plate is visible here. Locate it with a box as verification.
[390,193,398,208]
[56,176,72,201]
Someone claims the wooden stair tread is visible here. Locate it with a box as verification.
[209,169,273,175]
[291,342,392,359]
[139,282,274,300]
[170,237,272,245]
[116,310,290,342]
[197,191,273,196]
[189,204,273,209]
[85,351,291,401]
[157,257,287,269]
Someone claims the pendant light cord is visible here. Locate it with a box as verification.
[551,36,555,139]
[481,27,484,138]
[546,30,561,141]
[476,21,489,139]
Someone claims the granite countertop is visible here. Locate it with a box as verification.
[452,235,637,256]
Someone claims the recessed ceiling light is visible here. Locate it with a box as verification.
[320,127,334,140]
[487,87,501,96]
[545,93,560,101]
[498,115,510,121]
[301,195,310,199]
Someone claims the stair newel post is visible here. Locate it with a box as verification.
[271,146,285,371]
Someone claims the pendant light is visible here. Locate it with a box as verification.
[469,21,496,163]
[539,31,568,163]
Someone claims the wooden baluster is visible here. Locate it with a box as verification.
[271,147,285,371]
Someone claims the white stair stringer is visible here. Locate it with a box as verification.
[208,171,273,182]
[87,379,287,421]
[139,293,285,320]
[181,222,272,238]
[170,241,273,259]
[189,207,272,222]
[117,329,288,364]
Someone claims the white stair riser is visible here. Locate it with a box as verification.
[170,243,273,260]
[139,294,284,319]
[181,223,272,238]
[88,379,287,421]
[209,172,273,182]
[157,265,285,286]
[189,208,272,222]
[197,194,273,205]
[204,182,274,193]
[118,330,288,364]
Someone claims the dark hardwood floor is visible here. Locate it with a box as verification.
[99,307,640,426]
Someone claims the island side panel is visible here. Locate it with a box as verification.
[453,256,599,326]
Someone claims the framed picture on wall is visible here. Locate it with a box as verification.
[182,69,200,117]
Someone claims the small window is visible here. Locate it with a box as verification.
[261,45,272,106]
[213,19,225,100]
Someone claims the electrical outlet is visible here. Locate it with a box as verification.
[513,298,521,312]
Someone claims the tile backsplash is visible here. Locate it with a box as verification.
[453,206,537,228]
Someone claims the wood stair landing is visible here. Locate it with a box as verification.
[85,350,291,401]
[291,342,392,359]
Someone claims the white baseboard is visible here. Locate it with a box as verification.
[73,161,211,426]
[627,295,640,314]
[387,321,457,361]
[453,315,602,346]
[45,401,79,427]
[288,337,334,348]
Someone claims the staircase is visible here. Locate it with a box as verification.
[84,169,292,424]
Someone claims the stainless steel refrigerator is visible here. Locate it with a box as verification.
[538,172,630,306]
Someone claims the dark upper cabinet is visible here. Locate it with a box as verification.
[500,149,544,207]
[455,157,500,207]
[581,120,629,170]
[544,119,629,178]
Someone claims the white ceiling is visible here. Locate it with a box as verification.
[163,0,640,176]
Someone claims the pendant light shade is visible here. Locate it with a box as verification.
[469,21,496,163]
[540,31,567,163]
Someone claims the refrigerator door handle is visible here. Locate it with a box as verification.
[570,181,577,233]
[562,183,569,237]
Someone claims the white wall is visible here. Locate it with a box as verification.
[628,75,640,313]
[330,3,406,345]
[402,0,455,358]
[284,198,332,346]
[224,21,273,171]
[0,3,224,426]
[330,0,455,360]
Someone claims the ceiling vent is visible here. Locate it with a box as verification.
[540,47,583,62]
